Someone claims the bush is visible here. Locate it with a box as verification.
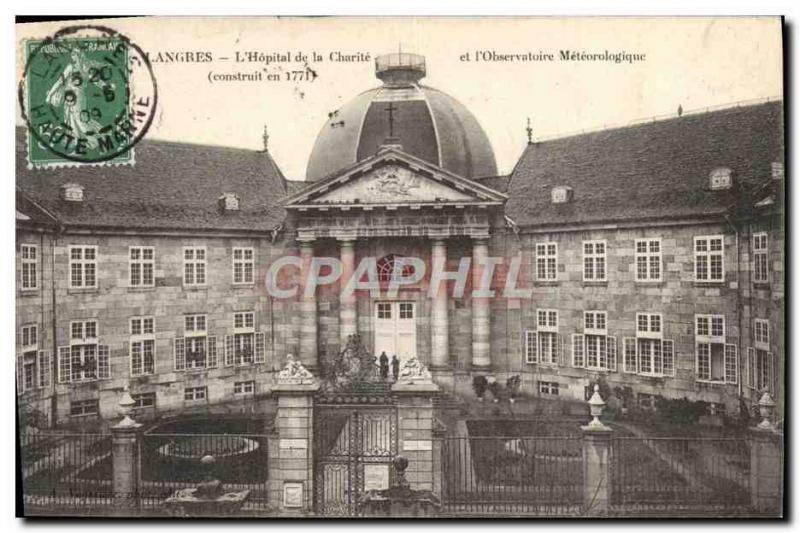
[654,396,709,424]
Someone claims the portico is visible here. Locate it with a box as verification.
[282,148,507,381]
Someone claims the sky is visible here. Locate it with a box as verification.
[16,17,784,180]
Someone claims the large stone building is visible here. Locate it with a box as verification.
[16,53,784,428]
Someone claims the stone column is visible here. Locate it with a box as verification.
[298,240,318,369]
[111,419,142,514]
[471,238,491,368]
[430,238,449,368]
[339,238,357,342]
[581,385,612,515]
[270,357,320,516]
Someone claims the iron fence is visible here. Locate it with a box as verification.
[610,437,751,513]
[19,432,113,512]
[440,435,583,516]
[137,432,270,514]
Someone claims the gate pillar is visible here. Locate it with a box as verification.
[110,390,142,516]
[270,355,320,516]
[749,393,783,516]
[392,358,441,494]
[581,385,612,516]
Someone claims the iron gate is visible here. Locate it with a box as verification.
[313,399,398,516]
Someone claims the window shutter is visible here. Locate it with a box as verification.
[607,336,617,372]
[255,332,266,363]
[38,351,51,388]
[623,337,637,373]
[662,340,675,377]
[16,356,23,394]
[207,336,218,368]
[747,347,756,388]
[58,346,71,383]
[525,330,537,363]
[724,343,738,384]
[557,334,566,366]
[224,335,234,366]
[572,333,585,368]
[97,345,110,379]
[174,337,185,371]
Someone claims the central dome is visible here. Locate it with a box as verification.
[306,53,498,181]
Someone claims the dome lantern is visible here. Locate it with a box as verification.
[375,53,426,85]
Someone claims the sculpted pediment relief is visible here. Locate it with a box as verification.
[310,164,475,205]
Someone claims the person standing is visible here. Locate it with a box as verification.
[379,351,389,380]
[391,355,400,381]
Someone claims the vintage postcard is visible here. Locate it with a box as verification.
[14,16,784,518]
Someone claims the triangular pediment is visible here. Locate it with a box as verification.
[283,148,506,209]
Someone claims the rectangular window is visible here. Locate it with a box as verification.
[183,247,207,286]
[583,241,607,281]
[184,386,207,401]
[130,316,155,376]
[524,330,537,364]
[694,236,725,282]
[635,239,662,282]
[753,233,769,283]
[539,381,560,396]
[70,399,99,416]
[377,302,392,319]
[535,243,557,281]
[399,302,414,319]
[69,245,97,288]
[234,380,255,395]
[574,311,616,371]
[129,246,155,287]
[21,244,38,290]
[59,320,108,383]
[232,247,255,284]
[132,392,156,409]
[695,314,736,383]
[227,311,255,366]
[17,326,40,393]
[182,314,209,369]
[749,347,774,393]
[754,319,770,350]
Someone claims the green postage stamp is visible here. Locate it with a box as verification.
[19,25,157,168]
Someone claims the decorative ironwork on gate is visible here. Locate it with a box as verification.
[313,396,398,516]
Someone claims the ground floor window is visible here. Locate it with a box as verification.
[572,334,617,371]
[748,347,774,393]
[696,342,737,383]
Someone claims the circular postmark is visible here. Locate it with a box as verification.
[18,25,158,165]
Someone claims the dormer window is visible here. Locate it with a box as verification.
[61,183,84,202]
[219,193,240,212]
[551,186,573,204]
[709,167,732,190]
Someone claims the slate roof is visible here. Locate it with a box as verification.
[16,128,288,232]
[506,101,784,227]
[473,175,510,194]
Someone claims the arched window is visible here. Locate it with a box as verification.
[376,254,414,282]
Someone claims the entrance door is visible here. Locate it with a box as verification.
[374,301,417,361]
